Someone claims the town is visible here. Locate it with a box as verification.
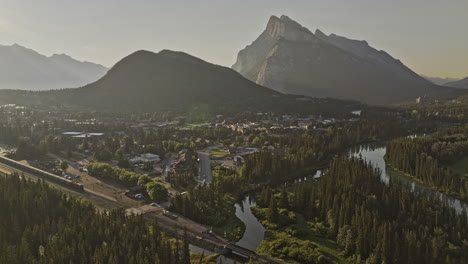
[1,3,467,263]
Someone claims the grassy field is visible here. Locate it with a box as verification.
[209,148,229,156]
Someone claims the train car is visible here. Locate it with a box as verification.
[0,156,84,191]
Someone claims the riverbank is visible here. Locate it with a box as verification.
[213,213,245,241]
[384,158,468,203]
[350,142,467,213]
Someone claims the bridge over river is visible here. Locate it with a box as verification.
[220,242,283,263]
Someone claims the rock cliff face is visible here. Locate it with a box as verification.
[233,15,445,104]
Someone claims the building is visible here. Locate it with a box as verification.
[170,149,196,175]
[416,95,431,104]
[130,153,161,164]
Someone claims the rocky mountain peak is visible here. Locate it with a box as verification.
[49,53,75,62]
[314,29,327,38]
[232,15,437,104]
[265,15,317,42]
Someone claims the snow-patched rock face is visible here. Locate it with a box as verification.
[232,15,433,104]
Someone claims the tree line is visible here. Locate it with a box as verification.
[0,173,190,264]
[386,126,468,200]
[86,162,168,202]
[240,119,417,184]
[256,157,468,264]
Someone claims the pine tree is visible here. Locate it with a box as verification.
[181,229,190,264]
[279,187,289,209]
[267,196,279,221]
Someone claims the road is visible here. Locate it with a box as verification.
[197,152,213,184]
[197,145,222,185]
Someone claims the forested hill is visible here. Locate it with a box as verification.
[0,49,361,114]
[0,174,191,264]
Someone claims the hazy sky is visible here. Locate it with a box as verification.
[0,0,467,78]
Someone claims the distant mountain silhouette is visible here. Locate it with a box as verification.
[0,49,360,114]
[0,44,107,90]
[445,77,468,89]
[421,75,460,86]
[233,15,457,104]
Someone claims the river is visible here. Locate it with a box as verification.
[191,142,467,263]
[190,196,265,264]
[349,142,468,213]
[227,142,467,263]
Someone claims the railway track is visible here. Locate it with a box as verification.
[0,160,283,263]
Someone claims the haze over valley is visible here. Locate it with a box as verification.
[0,15,465,105]
[0,2,467,264]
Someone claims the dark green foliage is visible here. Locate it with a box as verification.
[0,173,187,264]
[259,237,327,264]
[257,157,468,264]
[168,183,236,227]
[167,165,246,240]
[60,160,68,171]
[386,126,468,200]
[400,95,468,123]
[278,187,290,209]
[86,162,152,187]
[146,182,168,202]
[240,120,409,184]
[268,196,279,221]
[318,157,468,263]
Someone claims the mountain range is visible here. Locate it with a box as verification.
[0,44,108,90]
[232,15,455,104]
[422,75,461,86]
[0,15,465,109]
[444,77,468,89]
[0,50,359,114]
